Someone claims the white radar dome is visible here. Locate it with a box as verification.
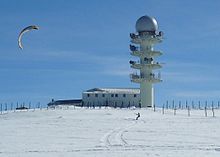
[135,15,158,33]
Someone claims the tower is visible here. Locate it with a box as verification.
[129,15,163,107]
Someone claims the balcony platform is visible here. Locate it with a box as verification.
[130,74,162,84]
[130,35,163,45]
[130,50,163,57]
[131,63,162,70]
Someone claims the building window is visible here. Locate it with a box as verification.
[102,94,105,97]
[115,94,118,97]
[111,94,114,97]
[87,94,90,97]
[134,94,137,97]
[95,94,98,97]
[123,94,126,97]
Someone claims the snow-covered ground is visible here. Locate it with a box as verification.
[0,107,220,157]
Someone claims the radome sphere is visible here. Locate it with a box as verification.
[135,15,158,33]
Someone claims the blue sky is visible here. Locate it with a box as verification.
[1,0,220,107]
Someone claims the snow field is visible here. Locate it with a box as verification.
[0,107,220,157]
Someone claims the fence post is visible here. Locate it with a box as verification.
[162,104,165,114]
[33,103,36,111]
[172,100,174,109]
[1,103,2,114]
[5,103,7,112]
[166,100,168,109]
[205,107,207,117]
[198,101,201,110]
[29,102,31,110]
[11,103,13,111]
[153,104,156,112]
[187,106,190,117]
[212,102,215,117]
[178,101,181,109]
[174,105,176,115]
[192,101,194,109]
[186,100,188,109]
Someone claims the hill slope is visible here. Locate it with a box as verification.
[0,108,220,157]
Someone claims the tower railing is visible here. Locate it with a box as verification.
[130,72,161,81]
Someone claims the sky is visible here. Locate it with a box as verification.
[1,0,220,107]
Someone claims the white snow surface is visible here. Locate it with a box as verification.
[0,107,220,157]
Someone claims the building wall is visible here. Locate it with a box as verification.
[82,92,140,108]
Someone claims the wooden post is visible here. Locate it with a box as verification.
[212,102,215,117]
[5,103,7,111]
[162,104,165,114]
[178,101,181,109]
[186,100,188,109]
[174,105,176,115]
[205,102,207,117]
[0,103,2,114]
[187,106,190,117]
[153,104,156,112]
[38,102,41,110]
[11,103,13,111]
[172,100,174,109]
[166,100,168,109]
[34,103,36,111]
[198,101,201,110]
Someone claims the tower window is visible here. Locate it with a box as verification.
[95,94,98,97]
[134,94,137,97]
[123,94,126,97]
[102,94,105,97]
[87,94,90,97]
[115,94,118,97]
[111,94,114,97]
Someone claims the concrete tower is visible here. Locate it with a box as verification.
[129,15,163,107]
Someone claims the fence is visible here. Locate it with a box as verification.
[157,100,219,117]
[0,102,45,115]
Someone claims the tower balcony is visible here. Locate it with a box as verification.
[130,74,162,83]
[130,32,163,44]
[130,62,162,70]
[130,50,163,58]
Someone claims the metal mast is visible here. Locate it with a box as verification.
[129,15,163,107]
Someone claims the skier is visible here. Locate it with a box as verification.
[136,112,140,120]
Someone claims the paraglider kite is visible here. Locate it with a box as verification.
[18,25,39,49]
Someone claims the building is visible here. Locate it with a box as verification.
[47,15,163,108]
[82,88,140,108]
[47,99,82,107]
[129,15,163,107]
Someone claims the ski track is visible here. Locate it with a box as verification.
[100,120,141,148]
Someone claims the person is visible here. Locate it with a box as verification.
[136,112,140,120]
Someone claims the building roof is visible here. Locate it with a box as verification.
[83,88,140,94]
[47,99,82,106]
